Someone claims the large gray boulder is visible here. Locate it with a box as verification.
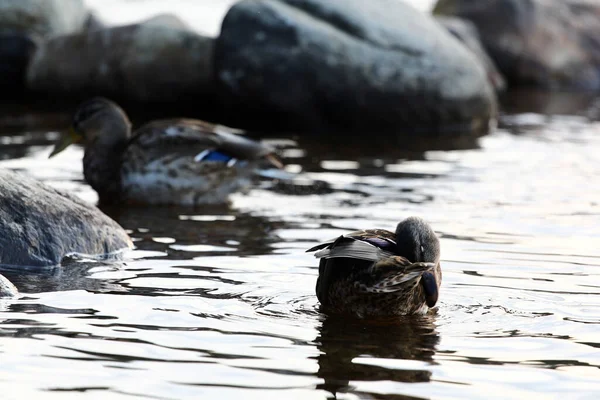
[215,0,496,135]
[0,0,88,96]
[0,170,132,268]
[434,0,600,90]
[26,16,214,103]
[436,16,506,92]
[0,34,37,93]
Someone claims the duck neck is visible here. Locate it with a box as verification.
[83,133,129,203]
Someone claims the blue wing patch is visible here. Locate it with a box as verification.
[195,150,234,163]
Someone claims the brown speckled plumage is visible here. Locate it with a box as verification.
[307,217,442,318]
[51,98,281,205]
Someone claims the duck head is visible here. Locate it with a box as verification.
[395,216,441,307]
[394,216,440,264]
[50,97,132,157]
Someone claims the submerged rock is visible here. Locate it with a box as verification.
[437,16,506,92]
[0,170,132,268]
[26,16,214,103]
[215,0,495,135]
[434,0,600,90]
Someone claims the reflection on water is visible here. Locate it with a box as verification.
[316,315,439,398]
[0,90,599,398]
[101,205,284,259]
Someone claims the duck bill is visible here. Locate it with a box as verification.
[49,127,82,157]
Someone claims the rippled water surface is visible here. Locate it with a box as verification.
[0,89,599,399]
[1,2,600,396]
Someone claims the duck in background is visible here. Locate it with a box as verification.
[50,97,283,206]
[307,216,442,318]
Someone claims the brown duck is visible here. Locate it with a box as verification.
[307,216,442,318]
[50,97,281,205]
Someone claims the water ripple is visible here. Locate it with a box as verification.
[1,97,600,398]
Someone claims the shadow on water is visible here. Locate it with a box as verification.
[315,313,439,399]
[101,204,285,259]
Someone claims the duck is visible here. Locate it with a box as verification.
[306,216,441,318]
[50,97,282,205]
[0,169,133,297]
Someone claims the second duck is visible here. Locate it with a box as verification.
[50,97,281,205]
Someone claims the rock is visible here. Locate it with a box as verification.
[0,0,88,97]
[0,34,37,93]
[0,170,132,268]
[215,0,495,135]
[0,0,88,38]
[0,273,18,298]
[138,13,191,31]
[84,12,107,32]
[436,16,506,92]
[434,0,600,90]
[83,13,189,33]
[26,16,214,103]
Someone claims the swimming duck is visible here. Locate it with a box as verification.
[50,97,282,205]
[307,216,441,318]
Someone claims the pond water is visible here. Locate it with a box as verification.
[1,1,600,398]
[0,89,599,399]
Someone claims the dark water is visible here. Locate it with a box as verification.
[0,89,599,399]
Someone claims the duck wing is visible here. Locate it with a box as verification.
[124,119,280,166]
[358,257,437,294]
[306,229,397,262]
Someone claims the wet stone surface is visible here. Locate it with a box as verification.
[26,17,214,104]
[0,169,131,267]
[435,0,600,90]
[215,0,496,135]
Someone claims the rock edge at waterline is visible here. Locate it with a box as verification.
[0,170,133,296]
